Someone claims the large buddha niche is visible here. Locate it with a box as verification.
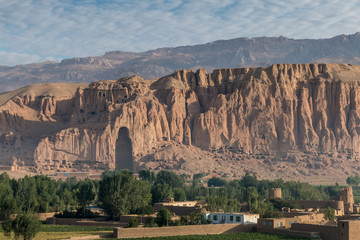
[115,127,133,170]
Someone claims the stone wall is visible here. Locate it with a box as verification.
[46,217,126,227]
[114,223,256,239]
[291,223,338,240]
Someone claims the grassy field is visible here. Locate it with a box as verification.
[0,225,113,240]
[117,233,310,240]
[0,225,310,240]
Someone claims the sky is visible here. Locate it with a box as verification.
[1,0,360,66]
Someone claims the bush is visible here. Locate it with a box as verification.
[126,217,139,228]
[144,217,155,227]
[207,177,226,187]
[188,211,207,225]
[180,216,188,225]
[156,208,172,227]
[1,219,12,238]
[193,173,205,180]
[54,209,99,218]
[324,207,335,221]
[11,213,41,240]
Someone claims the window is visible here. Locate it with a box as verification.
[262,221,266,225]
[277,222,283,227]
[213,215,218,221]
[230,216,234,221]
[236,216,241,222]
[268,221,273,226]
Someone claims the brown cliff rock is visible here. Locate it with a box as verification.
[1,63,360,182]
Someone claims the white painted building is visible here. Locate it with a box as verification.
[203,212,259,224]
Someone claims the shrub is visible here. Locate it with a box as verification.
[144,217,155,227]
[1,219,12,238]
[126,217,139,228]
[207,177,226,187]
[156,208,172,227]
[12,213,41,240]
[324,207,335,221]
[54,209,99,218]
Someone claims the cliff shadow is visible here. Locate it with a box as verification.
[115,127,133,170]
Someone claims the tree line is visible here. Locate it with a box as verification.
[0,170,342,220]
[0,170,345,238]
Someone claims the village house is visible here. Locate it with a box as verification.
[203,212,259,224]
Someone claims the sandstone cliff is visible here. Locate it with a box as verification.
[1,63,360,182]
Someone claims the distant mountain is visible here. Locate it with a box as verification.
[2,33,360,92]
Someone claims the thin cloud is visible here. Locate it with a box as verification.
[0,51,58,66]
[0,0,360,66]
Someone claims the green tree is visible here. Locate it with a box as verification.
[207,177,226,187]
[224,199,242,213]
[246,187,260,212]
[136,205,154,225]
[60,188,76,210]
[254,201,283,218]
[12,213,41,240]
[154,170,184,189]
[156,208,172,227]
[76,178,96,213]
[34,175,57,212]
[151,183,173,203]
[205,195,227,212]
[240,173,258,188]
[0,182,16,220]
[99,170,151,220]
[1,219,12,239]
[324,207,336,221]
[173,187,186,201]
[346,175,360,186]
[138,169,155,184]
[57,177,78,210]
[16,176,38,213]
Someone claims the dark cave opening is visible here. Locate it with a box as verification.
[115,127,133,170]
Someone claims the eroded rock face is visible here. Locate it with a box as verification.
[2,63,360,180]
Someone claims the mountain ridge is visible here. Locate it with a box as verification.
[2,33,360,92]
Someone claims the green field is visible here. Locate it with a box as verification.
[1,225,311,240]
[39,225,113,232]
[0,225,113,240]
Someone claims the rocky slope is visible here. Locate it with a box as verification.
[2,33,360,92]
[1,63,360,182]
